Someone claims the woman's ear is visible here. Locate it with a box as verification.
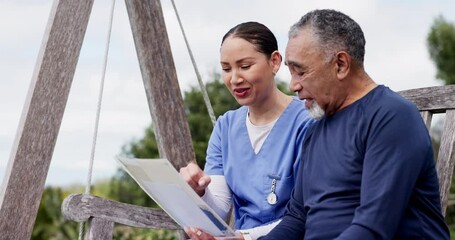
[270,50,282,74]
[335,51,351,79]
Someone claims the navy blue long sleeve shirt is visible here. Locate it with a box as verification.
[261,86,449,239]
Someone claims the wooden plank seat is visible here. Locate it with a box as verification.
[62,193,179,239]
[62,85,455,239]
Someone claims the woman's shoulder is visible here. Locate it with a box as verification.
[216,106,248,125]
[290,96,305,109]
[287,97,314,122]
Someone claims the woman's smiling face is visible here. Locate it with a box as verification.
[220,36,278,107]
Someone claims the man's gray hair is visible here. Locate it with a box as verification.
[289,9,366,65]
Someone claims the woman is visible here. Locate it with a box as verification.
[180,22,313,240]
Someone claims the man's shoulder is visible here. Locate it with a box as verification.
[364,85,418,115]
[354,86,425,133]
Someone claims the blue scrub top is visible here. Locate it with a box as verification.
[204,97,313,229]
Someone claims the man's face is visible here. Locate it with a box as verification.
[285,29,338,118]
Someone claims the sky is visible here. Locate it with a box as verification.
[1,0,454,187]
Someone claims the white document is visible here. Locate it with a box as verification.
[116,156,236,238]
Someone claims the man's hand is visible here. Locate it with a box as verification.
[185,227,244,240]
[179,162,211,196]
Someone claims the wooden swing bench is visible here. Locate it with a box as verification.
[61,85,455,239]
[1,1,454,239]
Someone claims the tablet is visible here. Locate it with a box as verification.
[116,156,236,237]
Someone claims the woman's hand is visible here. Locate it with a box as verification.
[184,227,244,240]
[179,162,211,196]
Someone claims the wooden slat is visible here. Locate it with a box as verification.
[436,110,455,215]
[398,85,455,113]
[125,0,195,170]
[0,1,94,239]
[85,217,114,240]
[62,194,179,229]
[419,111,433,130]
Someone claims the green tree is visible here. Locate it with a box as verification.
[32,187,78,240]
[427,15,455,85]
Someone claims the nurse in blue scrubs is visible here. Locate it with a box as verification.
[181,21,313,240]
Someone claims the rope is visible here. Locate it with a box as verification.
[78,0,116,239]
[170,0,216,127]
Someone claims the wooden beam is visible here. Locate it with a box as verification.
[0,0,94,238]
[125,0,195,170]
[399,85,455,112]
[419,111,433,130]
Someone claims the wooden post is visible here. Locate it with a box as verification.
[436,110,455,215]
[125,0,195,170]
[85,217,114,240]
[0,0,93,239]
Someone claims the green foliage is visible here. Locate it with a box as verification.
[113,226,179,240]
[91,178,114,197]
[427,15,455,85]
[32,187,78,240]
[125,127,160,159]
[276,80,292,95]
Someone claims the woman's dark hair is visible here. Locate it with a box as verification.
[221,22,278,58]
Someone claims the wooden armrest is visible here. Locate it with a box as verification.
[61,193,180,230]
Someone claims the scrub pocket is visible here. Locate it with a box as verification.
[262,173,294,222]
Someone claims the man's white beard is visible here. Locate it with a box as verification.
[307,101,325,120]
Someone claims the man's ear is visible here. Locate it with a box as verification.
[335,51,351,79]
